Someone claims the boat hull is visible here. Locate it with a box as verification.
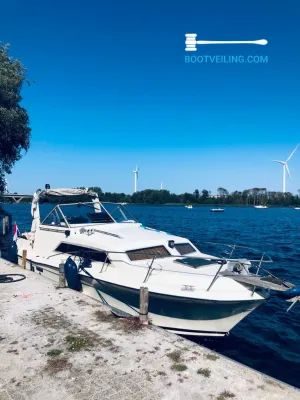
[18,256,265,337]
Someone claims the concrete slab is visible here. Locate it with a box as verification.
[0,258,299,400]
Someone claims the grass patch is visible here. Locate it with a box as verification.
[95,311,146,334]
[46,358,70,373]
[167,350,182,363]
[205,354,219,361]
[118,316,145,333]
[171,364,187,372]
[47,349,63,357]
[197,368,211,378]
[65,335,92,352]
[32,308,71,330]
[217,391,235,399]
[45,357,71,374]
[94,310,115,323]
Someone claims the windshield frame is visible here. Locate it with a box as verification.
[40,201,138,227]
[101,202,138,223]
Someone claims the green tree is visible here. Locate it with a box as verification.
[193,189,200,199]
[0,43,31,192]
[217,187,228,197]
[201,189,209,199]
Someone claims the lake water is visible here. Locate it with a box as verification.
[1,203,300,388]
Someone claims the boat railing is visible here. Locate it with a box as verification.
[100,244,274,290]
[50,242,274,291]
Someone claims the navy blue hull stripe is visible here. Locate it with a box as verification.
[160,326,227,335]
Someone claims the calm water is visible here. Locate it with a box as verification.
[1,204,300,387]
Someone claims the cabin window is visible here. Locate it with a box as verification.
[174,243,196,255]
[55,243,110,263]
[127,246,170,261]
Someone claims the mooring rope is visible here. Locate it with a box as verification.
[0,274,26,283]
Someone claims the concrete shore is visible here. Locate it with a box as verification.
[0,258,299,400]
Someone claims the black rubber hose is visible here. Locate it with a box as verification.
[0,274,26,283]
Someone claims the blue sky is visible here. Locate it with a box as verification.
[1,0,300,194]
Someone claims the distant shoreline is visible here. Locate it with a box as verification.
[132,203,295,208]
[1,201,297,208]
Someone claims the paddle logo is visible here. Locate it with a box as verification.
[184,34,268,64]
[185,34,268,51]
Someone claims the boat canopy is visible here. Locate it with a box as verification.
[30,188,100,236]
[38,188,98,202]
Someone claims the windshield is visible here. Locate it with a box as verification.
[60,203,115,225]
[101,203,138,223]
[41,202,138,226]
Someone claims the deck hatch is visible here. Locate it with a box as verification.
[127,246,170,261]
[174,257,215,269]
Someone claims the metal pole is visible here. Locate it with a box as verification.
[143,255,156,283]
[229,245,236,258]
[256,252,265,275]
[139,286,149,325]
[207,262,225,291]
[58,262,66,288]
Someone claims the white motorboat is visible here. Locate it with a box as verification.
[294,207,300,210]
[16,188,300,337]
[210,208,225,212]
[254,205,268,209]
[185,205,193,209]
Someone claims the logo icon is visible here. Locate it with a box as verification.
[185,34,268,51]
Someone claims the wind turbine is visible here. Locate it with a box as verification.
[273,144,299,193]
[133,166,139,193]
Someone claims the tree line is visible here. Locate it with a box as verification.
[2,186,300,207]
[85,187,300,207]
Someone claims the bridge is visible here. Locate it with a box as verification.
[1,194,33,203]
